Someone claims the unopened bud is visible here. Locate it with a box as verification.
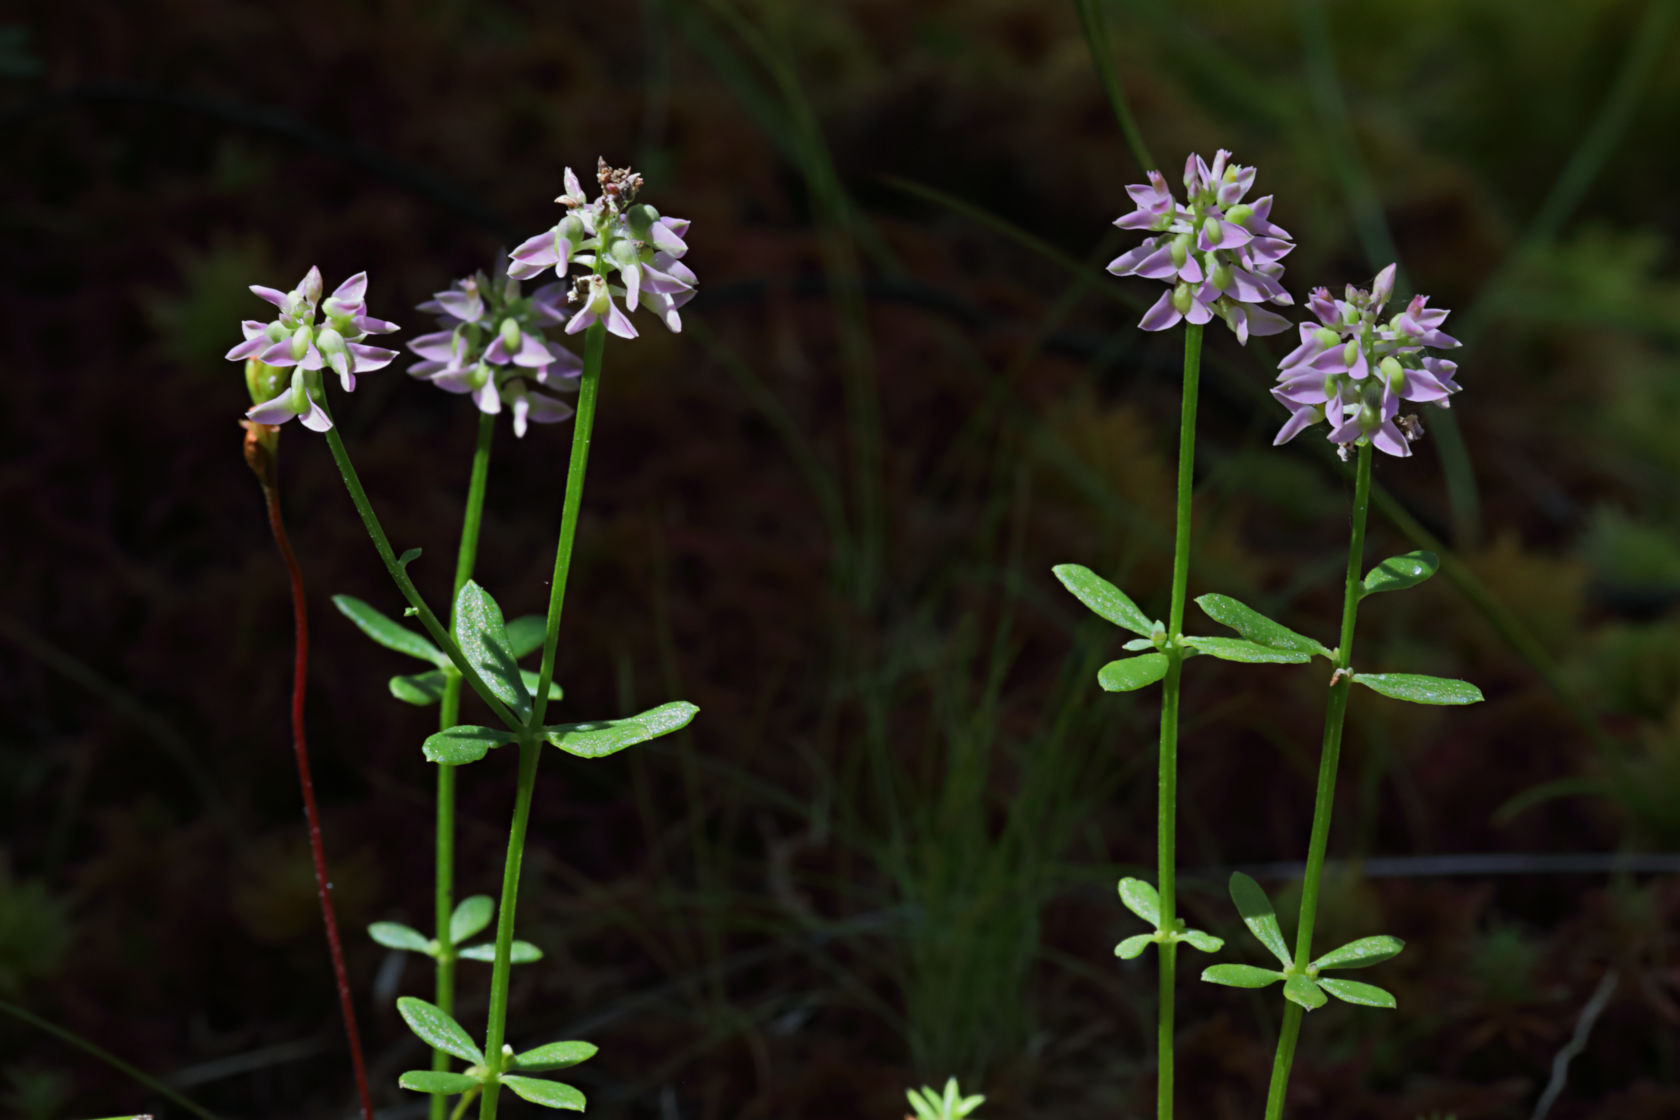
[499,318,521,351]
[1201,216,1223,246]
[1224,203,1254,227]
[1380,356,1405,390]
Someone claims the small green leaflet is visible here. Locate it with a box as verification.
[333,595,446,665]
[1353,672,1483,706]
[1284,974,1327,1011]
[369,921,432,954]
[454,581,531,720]
[396,996,483,1065]
[1194,594,1329,658]
[514,1040,598,1071]
[1181,636,1311,665]
[1117,877,1160,927]
[1317,976,1397,1008]
[458,940,543,963]
[397,547,422,568]
[545,701,699,759]
[1202,963,1283,989]
[423,724,518,766]
[399,1070,481,1093]
[449,895,494,944]
[500,1075,586,1110]
[1360,551,1439,598]
[1228,872,1291,966]
[1178,928,1224,952]
[1052,564,1153,636]
[504,614,549,658]
[1115,933,1154,960]
[389,667,561,708]
[1097,654,1169,692]
[1311,934,1404,971]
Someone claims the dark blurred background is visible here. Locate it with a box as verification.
[5,1,1680,1117]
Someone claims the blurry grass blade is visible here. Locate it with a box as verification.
[0,997,222,1120]
[1071,0,1155,171]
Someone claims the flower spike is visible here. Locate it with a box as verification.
[1108,149,1295,342]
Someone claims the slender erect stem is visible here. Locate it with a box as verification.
[478,319,607,1120]
[1263,439,1374,1119]
[243,427,374,1120]
[1155,320,1203,1120]
[430,408,496,1120]
[319,416,521,732]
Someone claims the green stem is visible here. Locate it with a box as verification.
[478,320,606,1120]
[431,409,496,1120]
[1263,439,1373,1119]
[477,737,542,1120]
[530,321,606,727]
[1156,320,1202,1120]
[320,417,521,732]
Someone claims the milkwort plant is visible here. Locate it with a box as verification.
[1054,150,1296,1119]
[235,159,699,1118]
[1200,265,1480,1120]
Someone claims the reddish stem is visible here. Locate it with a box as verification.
[246,424,375,1120]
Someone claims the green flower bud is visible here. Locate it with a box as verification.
[470,361,492,390]
[289,324,313,362]
[1380,355,1406,390]
[1342,340,1360,368]
[1211,261,1233,292]
[1170,234,1191,269]
[1201,216,1222,246]
[1313,327,1340,350]
[1171,282,1194,315]
[1357,401,1379,431]
[624,203,659,237]
[315,326,349,379]
[264,321,288,344]
[609,238,642,271]
[499,318,521,351]
[1225,203,1254,227]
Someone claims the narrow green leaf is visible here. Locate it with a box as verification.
[1353,672,1484,706]
[1114,933,1153,960]
[1312,934,1404,971]
[1097,654,1169,692]
[514,1040,598,1072]
[368,921,433,955]
[907,1087,939,1120]
[500,1075,585,1110]
[1052,563,1153,636]
[505,614,548,659]
[333,595,446,665]
[1360,551,1439,598]
[396,996,484,1065]
[1195,593,1329,657]
[1228,872,1291,966]
[519,669,564,702]
[454,581,531,720]
[458,940,543,964]
[390,670,447,706]
[1317,977,1398,1009]
[1201,963,1284,989]
[1121,637,1156,651]
[1283,974,1328,1011]
[397,547,422,568]
[1181,636,1312,665]
[545,700,698,759]
[1179,928,1225,953]
[423,724,517,766]
[398,1070,482,1093]
[449,896,494,944]
[1116,877,1160,927]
